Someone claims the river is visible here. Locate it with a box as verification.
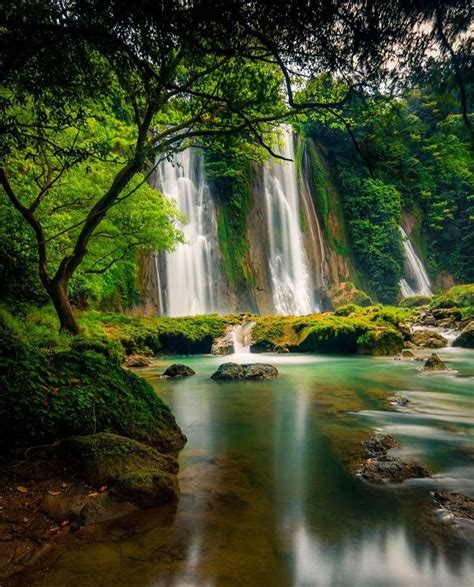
[28,347,474,586]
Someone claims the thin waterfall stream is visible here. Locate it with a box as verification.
[399,227,432,297]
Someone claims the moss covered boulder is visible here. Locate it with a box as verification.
[0,314,186,452]
[60,433,179,487]
[211,362,278,380]
[162,364,196,377]
[356,328,404,355]
[110,469,179,508]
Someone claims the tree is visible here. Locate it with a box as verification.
[1,0,471,332]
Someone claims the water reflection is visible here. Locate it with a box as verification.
[27,350,474,586]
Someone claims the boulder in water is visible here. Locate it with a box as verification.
[453,321,474,348]
[59,433,178,487]
[123,354,152,368]
[423,353,447,371]
[410,329,448,348]
[110,469,179,508]
[162,364,196,378]
[359,456,432,484]
[401,349,415,358]
[211,362,278,380]
[363,433,399,457]
[433,492,474,521]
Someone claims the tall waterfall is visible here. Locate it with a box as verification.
[263,128,317,315]
[153,149,218,316]
[399,227,432,297]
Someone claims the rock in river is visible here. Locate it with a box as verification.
[162,364,196,377]
[359,456,432,484]
[123,354,153,368]
[453,321,474,348]
[423,353,447,371]
[211,362,278,380]
[434,492,474,521]
[363,433,400,457]
[110,469,179,508]
[60,433,178,487]
[410,329,448,349]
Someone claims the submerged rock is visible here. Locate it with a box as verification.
[211,362,278,380]
[359,456,432,484]
[453,321,474,348]
[393,393,410,407]
[60,433,178,487]
[162,364,196,378]
[110,469,179,508]
[362,433,400,457]
[123,354,152,368]
[423,353,447,371]
[434,492,474,521]
[410,329,448,349]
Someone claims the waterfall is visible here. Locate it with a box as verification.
[230,321,255,355]
[263,128,317,315]
[399,227,432,297]
[153,149,218,316]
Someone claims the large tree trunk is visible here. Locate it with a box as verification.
[47,279,81,335]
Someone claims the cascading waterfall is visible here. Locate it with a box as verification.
[263,128,317,315]
[153,149,218,316]
[399,227,432,297]
[230,321,256,355]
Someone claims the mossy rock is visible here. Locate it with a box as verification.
[0,316,186,451]
[60,433,179,487]
[325,282,372,310]
[357,328,404,356]
[400,295,432,308]
[110,468,179,508]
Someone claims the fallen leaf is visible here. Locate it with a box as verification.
[16,486,28,493]
[60,520,69,527]
[88,492,99,497]
[48,491,60,496]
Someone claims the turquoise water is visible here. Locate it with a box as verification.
[31,347,474,586]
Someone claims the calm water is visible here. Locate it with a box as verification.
[31,347,474,586]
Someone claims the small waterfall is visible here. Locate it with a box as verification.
[263,128,317,315]
[399,227,432,297]
[230,321,255,355]
[152,149,218,316]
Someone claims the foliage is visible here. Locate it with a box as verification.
[0,308,184,449]
[430,284,474,309]
[206,149,256,290]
